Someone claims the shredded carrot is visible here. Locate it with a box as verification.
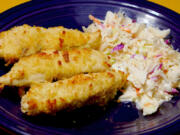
[163,69,168,74]
[136,88,140,95]
[117,99,121,103]
[89,15,101,25]
[144,102,152,107]
[154,54,162,58]
[125,29,131,33]
[160,58,168,63]
[132,34,136,38]
[121,27,131,33]
[131,83,140,96]
[119,89,125,93]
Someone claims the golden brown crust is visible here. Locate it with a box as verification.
[62,51,69,63]
[21,71,126,115]
[0,49,111,87]
[0,24,101,64]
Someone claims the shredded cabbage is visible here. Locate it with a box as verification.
[84,11,180,116]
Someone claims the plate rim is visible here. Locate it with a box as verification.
[0,0,180,135]
[0,0,180,30]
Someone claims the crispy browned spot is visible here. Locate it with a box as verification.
[69,75,92,84]
[62,30,66,35]
[76,50,81,54]
[53,50,59,54]
[107,56,111,59]
[37,52,51,58]
[23,30,26,34]
[58,60,62,66]
[38,52,47,56]
[47,99,56,111]
[89,83,93,88]
[5,58,17,66]
[27,100,37,110]
[104,62,111,67]
[62,51,69,63]
[107,72,114,78]
[59,38,64,49]
[59,97,65,102]
[71,79,76,84]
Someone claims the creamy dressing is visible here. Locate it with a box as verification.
[85,11,180,115]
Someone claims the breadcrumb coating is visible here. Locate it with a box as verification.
[0,49,110,87]
[0,24,101,64]
[21,71,126,115]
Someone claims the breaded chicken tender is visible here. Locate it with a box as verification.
[0,24,101,64]
[0,49,111,87]
[21,71,126,115]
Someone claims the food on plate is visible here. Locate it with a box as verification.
[84,11,180,115]
[0,24,101,65]
[0,10,179,117]
[21,70,126,115]
[0,48,110,88]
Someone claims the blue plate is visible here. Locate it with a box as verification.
[0,0,180,134]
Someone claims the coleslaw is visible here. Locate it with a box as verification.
[84,11,180,115]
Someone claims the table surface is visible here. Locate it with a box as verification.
[0,0,180,14]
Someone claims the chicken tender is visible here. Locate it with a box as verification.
[0,49,111,87]
[0,24,101,64]
[21,71,126,115]
[41,27,101,50]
